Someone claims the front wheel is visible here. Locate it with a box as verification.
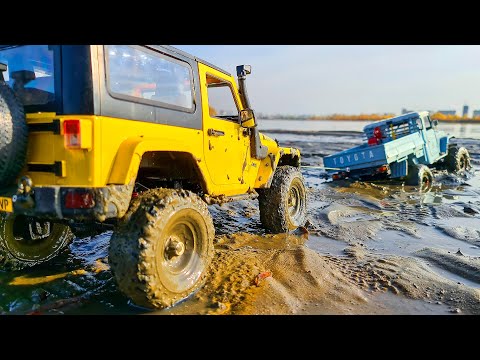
[0,213,74,270]
[445,146,471,173]
[258,166,308,233]
[108,188,215,310]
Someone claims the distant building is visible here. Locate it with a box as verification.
[437,110,457,116]
[463,105,469,117]
[472,110,480,118]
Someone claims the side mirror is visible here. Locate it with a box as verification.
[236,65,252,77]
[0,62,6,82]
[240,108,256,128]
[432,119,439,127]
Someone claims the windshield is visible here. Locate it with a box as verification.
[0,45,55,107]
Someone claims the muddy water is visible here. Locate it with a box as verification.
[0,124,479,315]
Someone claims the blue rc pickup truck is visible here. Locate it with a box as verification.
[323,111,472,190]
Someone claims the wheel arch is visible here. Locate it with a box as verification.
[107,137,209,193]
[255,147,301,189]
[440,135,454,154]
[278,152,301,167]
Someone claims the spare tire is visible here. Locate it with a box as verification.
[0,83,28,187]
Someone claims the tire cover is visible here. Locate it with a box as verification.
[0,83,27,187]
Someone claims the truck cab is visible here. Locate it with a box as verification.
[362,111,449,166]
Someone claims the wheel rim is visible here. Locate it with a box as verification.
[2,214,67,262]
[286,178,306,227]
[420,173,432,192]
[459,154,468,171]
[156,208,208,294]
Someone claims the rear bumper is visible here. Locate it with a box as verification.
[330,164,391,180]
[13,184,133,222]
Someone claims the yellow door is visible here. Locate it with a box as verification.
[199,65,250,193]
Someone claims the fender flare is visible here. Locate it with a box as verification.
[107,137,206,186]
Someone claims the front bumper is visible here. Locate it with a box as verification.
[13,184,134,222]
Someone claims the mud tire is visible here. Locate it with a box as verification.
[258,166,307,233]
[0,83,28,187]
[406,164,433,191]
[0,213,74,270]
[109,188,215,310]
[445,146,471,173]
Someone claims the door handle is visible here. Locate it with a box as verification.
[208,129,225,137]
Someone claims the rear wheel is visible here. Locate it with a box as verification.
[406,164,433,192]
[0,213,74,270]
[258,166,307,233]
[445,146,471,173]
[0,83,28,187]
[109,188,214,310]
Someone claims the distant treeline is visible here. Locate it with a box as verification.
[311,114,395,121]
[268,113,480,121]
[429,113,480,121]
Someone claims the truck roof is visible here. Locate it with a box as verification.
[153,45,232,77]
[0,45,233,78]
[363,111,429,133]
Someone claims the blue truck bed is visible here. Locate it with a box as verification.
[324,132,425,171]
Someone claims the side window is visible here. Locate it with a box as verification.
[415,117,423,130]
[206,74,239,121]
[106,45,194,112]
[0,45,55,107]
[425,116,433,130]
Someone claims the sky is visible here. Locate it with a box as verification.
[174,45,480,116]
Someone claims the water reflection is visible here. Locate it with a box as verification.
[421,191,458,205]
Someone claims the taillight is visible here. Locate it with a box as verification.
[368,137,379,146]
[378,165,389,173]
[64,120,81,148]
[65,190,95,209]
[332,173,341,180]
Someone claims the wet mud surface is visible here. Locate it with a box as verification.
[1,132,479,315]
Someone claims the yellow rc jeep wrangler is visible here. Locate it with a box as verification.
[0,45,307,309]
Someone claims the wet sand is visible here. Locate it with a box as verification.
[0,132,479,315]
